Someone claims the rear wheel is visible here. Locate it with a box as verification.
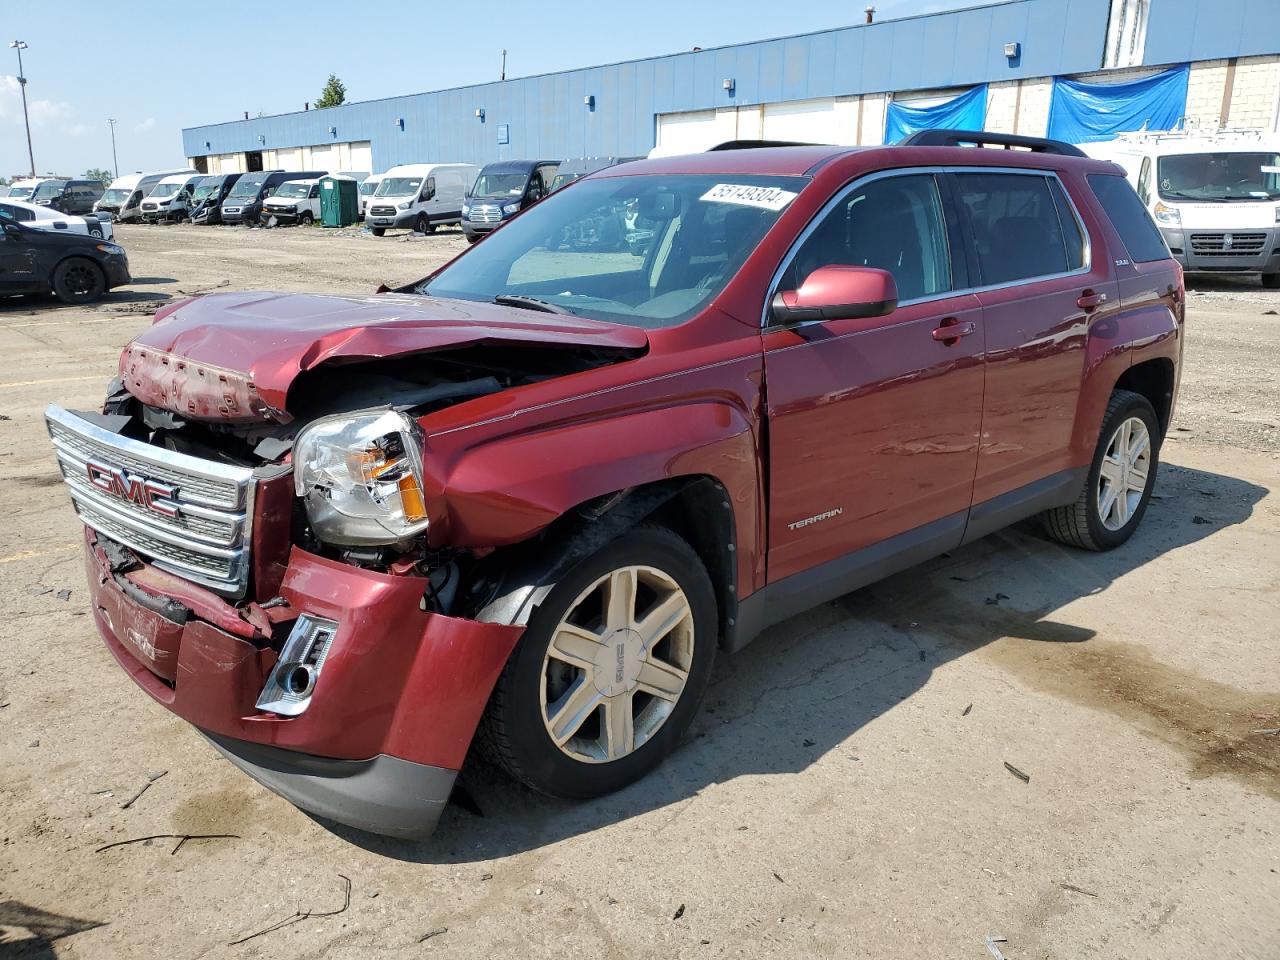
[1043,389,1160,551]
[479,526,717,798]
[371,227,386,237]
[51,257,106,305]
[1262,273,1280,290]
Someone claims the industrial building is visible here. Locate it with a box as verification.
[181,0,1280,175]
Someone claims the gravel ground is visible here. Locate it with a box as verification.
[0,223,1277,959]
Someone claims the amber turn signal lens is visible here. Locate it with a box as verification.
[397,473,427,521]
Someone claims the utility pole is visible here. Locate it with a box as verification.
[107,118,119,178]
[500,49,506,81]
[9,41,35,177]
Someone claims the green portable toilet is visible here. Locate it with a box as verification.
[320,175,360,227]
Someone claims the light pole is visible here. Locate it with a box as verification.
[107,118,118,178]
[9,41,35,177]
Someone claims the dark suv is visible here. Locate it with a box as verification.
[462,159,560,241]
[30,179,106,215]
[45,131,1182,839]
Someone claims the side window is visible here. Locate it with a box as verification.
[954,172,1073,285]
[783,173,951,303]
[1088,173,1170,263]
[1047,178,1087,272]
[309,185,320,198]
[1136,156,1152,204]
[421,177,436,201]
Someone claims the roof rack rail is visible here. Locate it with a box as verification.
[899,129,1087,158]
[708,139,826,151]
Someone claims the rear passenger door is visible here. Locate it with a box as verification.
[949,168,1117,523]
[762,171,986,581]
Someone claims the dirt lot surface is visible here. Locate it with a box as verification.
[1,224,1277,959]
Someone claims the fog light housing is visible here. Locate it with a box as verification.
[256,614,339,717]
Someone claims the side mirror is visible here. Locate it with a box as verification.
[770,265,898,325]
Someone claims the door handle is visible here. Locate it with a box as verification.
[1077,290,1109,311]
[931,319,977,343]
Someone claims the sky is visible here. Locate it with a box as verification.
[0,0,986,181]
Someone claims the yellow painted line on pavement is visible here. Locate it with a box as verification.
[0,544,78,564]
[0,375,103,390]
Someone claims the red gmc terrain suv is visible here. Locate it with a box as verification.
[46,131,1184,839]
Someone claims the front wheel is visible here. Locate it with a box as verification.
[1262,273,1280,290]
[415,213,434,234]
[370,227,386,237]
[479,526,717,799]
[51,257,106,304]
[1043,389,1160,550]
[300,211,314,225]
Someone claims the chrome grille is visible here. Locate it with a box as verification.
[469,204,502,223]
[46,405,256,596]
[369,205,397,217]
[1190,232,1267,256]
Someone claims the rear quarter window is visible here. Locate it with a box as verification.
[1088,173,1170,264]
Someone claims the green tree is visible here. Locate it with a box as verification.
[315,74,347,109]
[83,168,114,185]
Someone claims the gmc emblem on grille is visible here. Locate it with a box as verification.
[85,460,181,518]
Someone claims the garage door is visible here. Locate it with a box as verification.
[275,148,301,171]
[307,145,335,172]
[347,141,372,172]
[654,110,728,156]
[761,99,840,142]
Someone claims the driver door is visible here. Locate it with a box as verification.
[0,218,41,290]
[762,171,986,582]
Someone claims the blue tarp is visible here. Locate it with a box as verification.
[886,85,988,144]
[1047,64,1190,143]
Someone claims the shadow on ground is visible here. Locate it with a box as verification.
[0,900,103,959]
[319,460,1267,863]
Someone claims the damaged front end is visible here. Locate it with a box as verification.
[45,289,648,838]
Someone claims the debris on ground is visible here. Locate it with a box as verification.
[228,874,351,945]
[986,934,1009,959]
[772,872,786,883]
[418,927,448,942]
[1192,515,1212,525]
[95,833,239,854]
[1003,762,1031,783]
[26,585,51,596]
[1060,882,1099,898]
[985,593,1010,606]
[802,738,815,747]
[55,589,72,602]
[673,904,686,920]
[119,771,167,810]
[962,704,973,717]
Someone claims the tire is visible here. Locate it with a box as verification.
[1043,389,1160,551]
[478,525,717,799]
[1262,273,1280,290]
[414,213,434,234]
[51,257,106,305]
[300,211,314,225]
[371,227,386,237]
[466,234,480,244]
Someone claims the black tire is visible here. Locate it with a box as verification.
[478,525,717,799]
[1262,273,1280,290]
[1043,389,1160,551]
[466,234,480,244]
[51,257,106,305]
[371,227,386,237]
[415,213,434,234]
[300,211,314,225]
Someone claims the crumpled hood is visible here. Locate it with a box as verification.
[119,291,649,423]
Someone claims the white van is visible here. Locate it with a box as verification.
[261,178,323,225]
[365,163,478,236]
[359,173,384,219]
[139,173,204,224]
[1083,129,1280,288]
[4,177,54,201]
[95,169,194,223]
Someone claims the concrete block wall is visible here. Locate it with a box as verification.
[1227,55,1280,129]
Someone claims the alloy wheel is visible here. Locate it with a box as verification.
[1096,415,1151,531]
[540,565,694,764]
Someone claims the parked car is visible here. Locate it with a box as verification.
[3,177,54,201]
[30,179,105,215]
[1,207,128,303]
[262,178,324,225]
[365,163,477,236]
[188,173,244,226]
[95,169,195,223]
[0,198,114,240]
[43,131,1183,840]
[1082,129,1280,288]
[358,173,384,219]
[550,156,639,191]
[139,173,206,224]
[461,159,560,241]
[220,170,328,225]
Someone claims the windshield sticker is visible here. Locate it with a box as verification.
[700,183,798,211]
[1261,165,1280,174]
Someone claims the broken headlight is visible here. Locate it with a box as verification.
[293,410,429,546]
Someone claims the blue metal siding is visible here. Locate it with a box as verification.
[183,0,1274,168]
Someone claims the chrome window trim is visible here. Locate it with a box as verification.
[761,164,1094,331]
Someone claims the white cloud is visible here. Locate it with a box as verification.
[0,74,74,128]
[67,122,91,136]
[134,116,156,133]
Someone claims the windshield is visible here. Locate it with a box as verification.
[150,182,183,198]
[227,177,266,199]
[31,181,67,201]
[191,180,220,201]
[7,186,34,200]
[376,177,422,197]
[274,182,311,199]
[471,173,528,198]
[101,188,131,204]
[360,180,380,196]
[422,174,806,329]
[1158,152,1280,202]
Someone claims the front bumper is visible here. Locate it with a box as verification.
[103,255,131,289]
[83,534,523,837]
[262,206,300,225]
[221,204,259,225]
[366,208,417,229]
[1161,225,1280,274]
